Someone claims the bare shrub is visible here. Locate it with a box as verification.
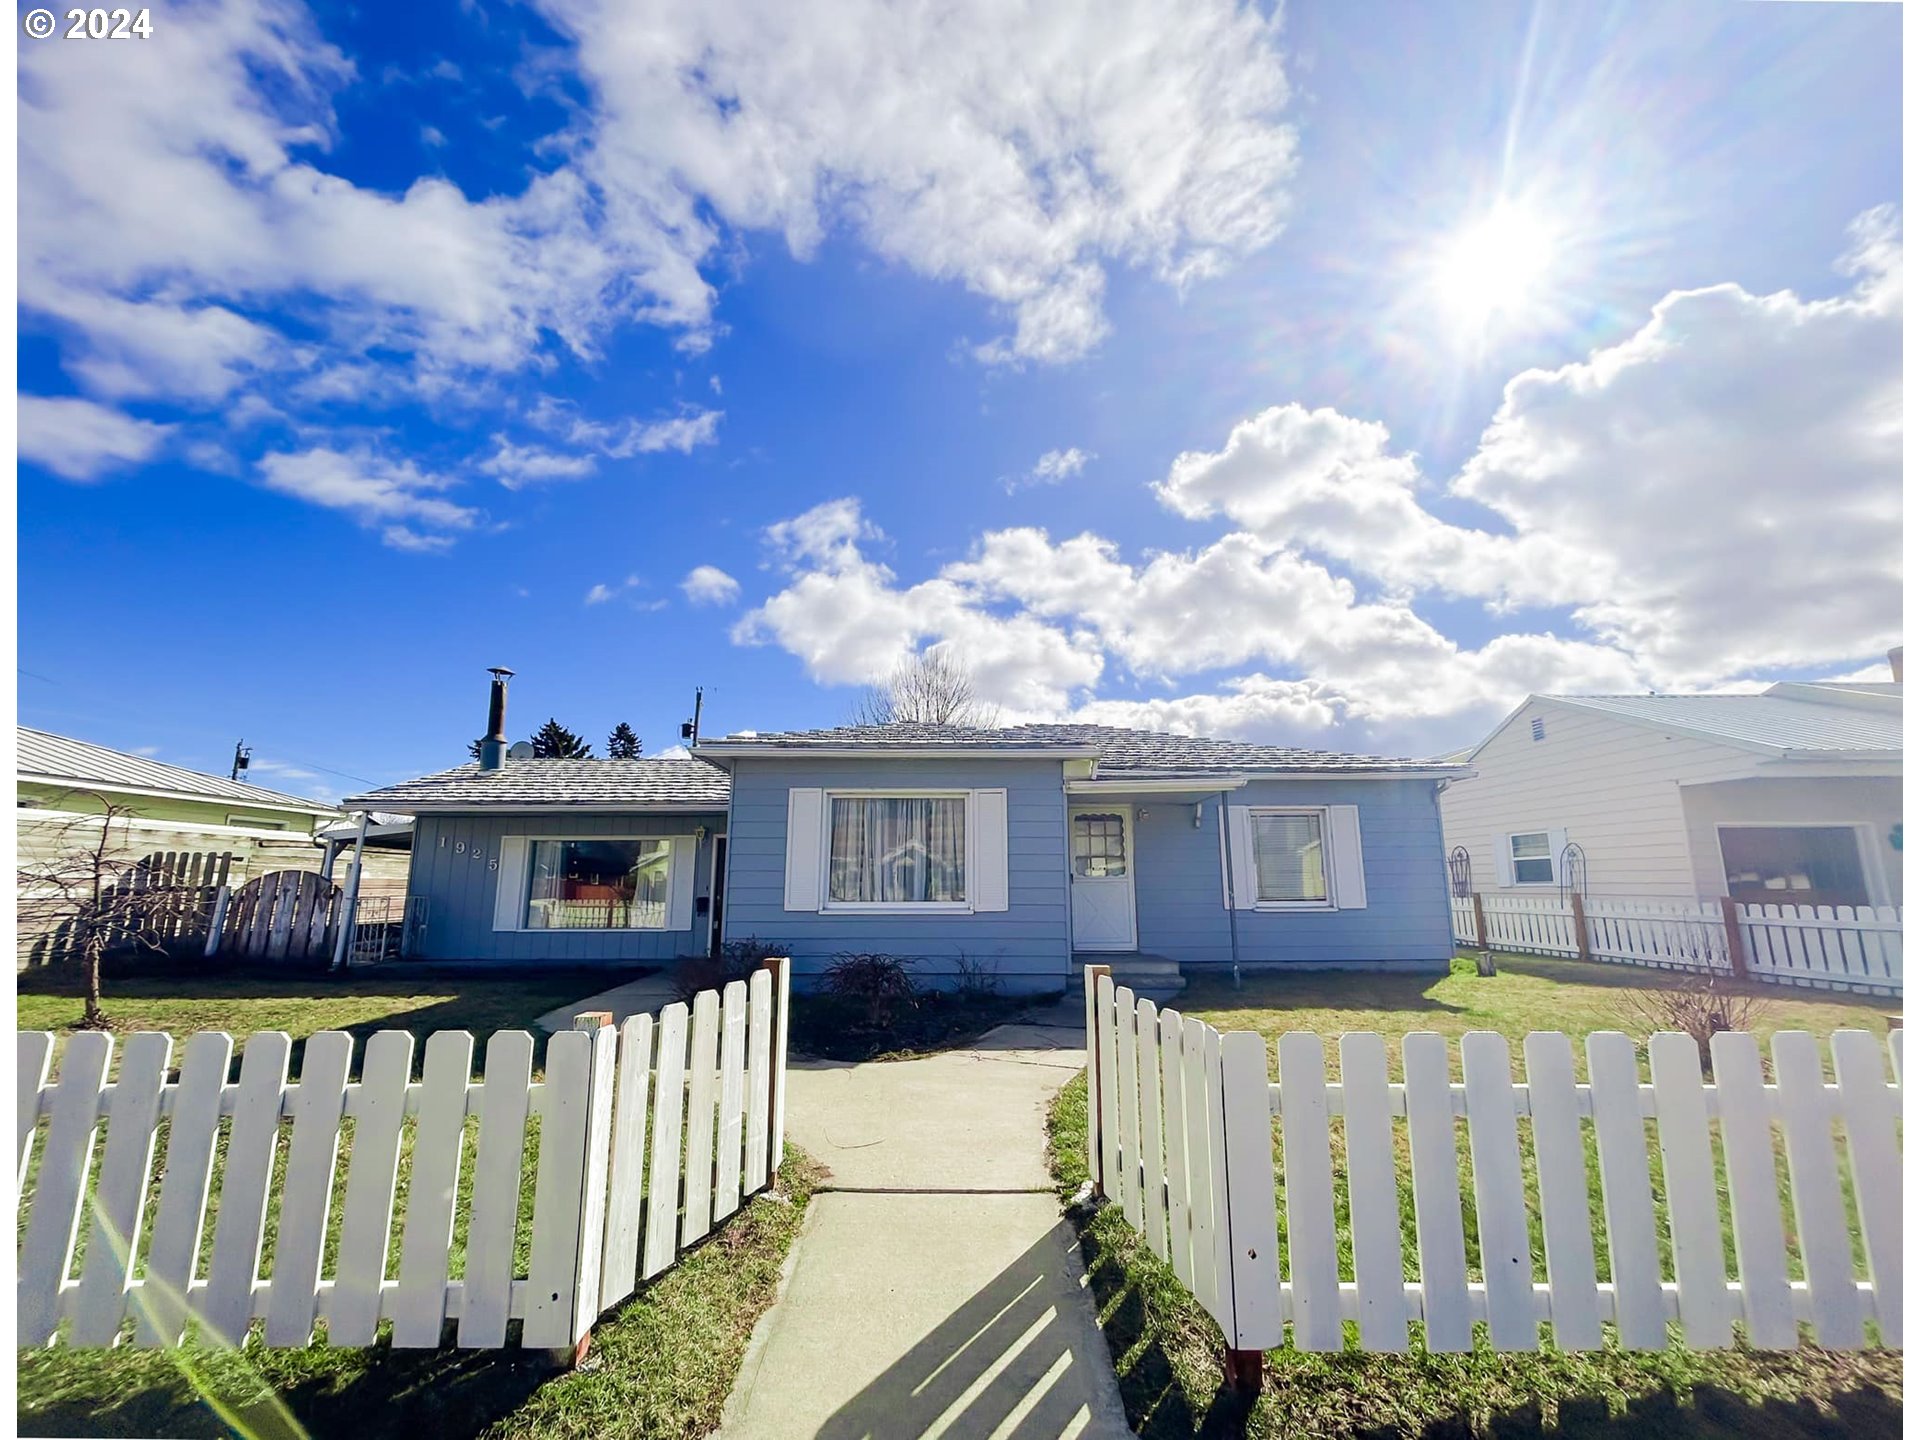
[823,952,918,1026]
[670,936,788,1003]
[1625,968,1770,1073]
[952,952,1003,1002]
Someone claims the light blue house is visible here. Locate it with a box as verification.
[349,707,1466,993]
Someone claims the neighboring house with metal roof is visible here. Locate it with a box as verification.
[348,685,1470,990]
[18,726,339,833]
[1438,680,1903,909]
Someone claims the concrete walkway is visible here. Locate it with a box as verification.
[532,973,679,1033]
[717,1000,1130,1440]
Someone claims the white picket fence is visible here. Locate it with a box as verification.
[16,958,791,1351]
[1083,967,1903,1358]
[1449,893,1902,995]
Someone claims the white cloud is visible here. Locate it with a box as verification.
[729,210,1900,752]
[1006,446,1094,492]
[477,437,599,489]
[254,446,479,545]
[585,583,619,605]
[18,396,173,481]
[524,398,724,458]
[682,565,742,606]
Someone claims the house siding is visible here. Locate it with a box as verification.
[720,756,1072,992]
[1220,779,1453,969]
[1439,700,1758,899]
[407,811,726,964]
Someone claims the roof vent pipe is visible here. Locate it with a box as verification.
[478,666,514,770]
[1890,646,1903,683]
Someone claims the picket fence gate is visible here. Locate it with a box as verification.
[1449,893,1902,996]
[16,958,791,1353]
[1083,967,1902,1368]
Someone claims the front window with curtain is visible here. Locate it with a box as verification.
[1251,811,1327,904]
[525,838,671,929]
[828,796,967,904]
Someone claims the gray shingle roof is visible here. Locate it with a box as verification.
[17,726,337,815]
[699,721,1449,774]
[1539,692,1901,756]
[342,759,732,811]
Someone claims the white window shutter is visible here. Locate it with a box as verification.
[1493,833,1516,888]
[784,789,825,912]
[1328,805,1367,910]
[665,836,697,931]
[1227,806,1259,909]
[971,789,1009,912]
[493,837,528,931]
[1547,828,1569,885]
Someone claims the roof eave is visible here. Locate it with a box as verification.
[19,772,338,817]
[346,800,730,815]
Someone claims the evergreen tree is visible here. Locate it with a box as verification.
[607,722,642,759]
[530,719,594,758]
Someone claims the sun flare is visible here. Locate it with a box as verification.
[1431,201,1557,337]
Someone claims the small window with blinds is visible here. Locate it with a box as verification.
[1251,810,1328,905]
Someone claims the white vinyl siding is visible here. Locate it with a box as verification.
[781,787,1010,915]
[1441,699,1760,899]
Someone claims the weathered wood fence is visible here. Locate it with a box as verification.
[1449,893,1902,996]
[213,869,345,966]
[16,958,792,1354]
[1083,968,1902,1382]
[18,851,235,969]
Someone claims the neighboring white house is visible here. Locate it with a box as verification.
[1439,680,1902,908]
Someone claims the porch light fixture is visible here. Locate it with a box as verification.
[1193,803,1204,829]
[694,825,708,842]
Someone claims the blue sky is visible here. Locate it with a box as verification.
[18,0,1902,802]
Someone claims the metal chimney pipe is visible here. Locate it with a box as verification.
[479,666,514,770]
[1890,646,1903,683]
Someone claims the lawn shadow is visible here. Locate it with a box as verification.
[1353,1378,1903,1440]
[1178,967,1471,1025]
[17,1330,561,1440]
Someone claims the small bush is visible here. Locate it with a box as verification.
[1625,968,1769,1073]
[670,937,789,1003]
[951,951,1003,1001]
[822,952,918,1026]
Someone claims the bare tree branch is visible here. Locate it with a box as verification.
[851,649,1001,727]
[17,796,170,1028]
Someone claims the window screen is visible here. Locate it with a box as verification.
[1509,831,1553,885]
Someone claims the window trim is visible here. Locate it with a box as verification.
[1246,805,1336,912]
[1507,829,1557,887]
[500,832,687,933]
[818,788,977,915]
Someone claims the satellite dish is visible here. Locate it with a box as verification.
[507,741,535,760]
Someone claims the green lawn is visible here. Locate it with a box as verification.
[1052,954,1903,1439]
[16,968,822,1440]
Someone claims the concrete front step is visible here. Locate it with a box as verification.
[1074,953,1185,1001]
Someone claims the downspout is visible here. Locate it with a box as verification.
[1219,790,1242,987]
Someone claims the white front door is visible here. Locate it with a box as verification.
[1070,809,1137,951]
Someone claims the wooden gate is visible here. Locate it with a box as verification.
[217,870,344,966]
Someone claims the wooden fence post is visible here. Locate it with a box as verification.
[1720,897,1751,979]
[1570,892,1592,962]
[1083,964,1111,1194]
[203,886,230,958]
[1471,892,1489,951]
[1218,1030,1283,1396]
